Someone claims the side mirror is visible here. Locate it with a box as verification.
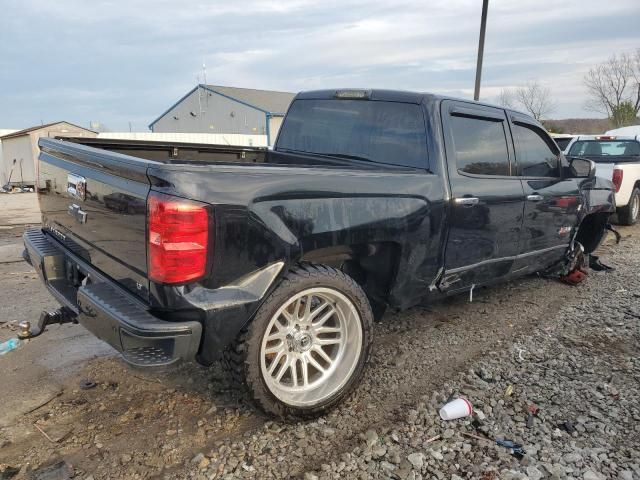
[568,157,596,178]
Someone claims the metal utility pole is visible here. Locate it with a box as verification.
[474,0,489,101]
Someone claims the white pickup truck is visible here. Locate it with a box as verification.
[566,135,640,225]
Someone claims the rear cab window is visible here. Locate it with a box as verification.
[568,140,640,161]
[276,99,428,169]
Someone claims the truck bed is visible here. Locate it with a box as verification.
[60,137,268,165]
[37,137,443,310]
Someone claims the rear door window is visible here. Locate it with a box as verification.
[513,123,560,177]
[276,99,428,169]
[449,114,511,176]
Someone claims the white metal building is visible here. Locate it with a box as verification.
[97,131,267,147]
[0,129,18,186]
[0,122,96,187]
[149,85,295,145]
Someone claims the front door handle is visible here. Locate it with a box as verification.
[527,194,544,202]
[454,197,479,206]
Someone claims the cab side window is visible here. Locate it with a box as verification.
[450,114,511,176]
[514,123,560,177]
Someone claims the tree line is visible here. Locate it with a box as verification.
[497,49,640,128]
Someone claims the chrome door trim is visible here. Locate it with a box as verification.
[444,244,567,275]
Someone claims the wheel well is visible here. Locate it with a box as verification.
[300,242,399,310]
[575,212,610,254]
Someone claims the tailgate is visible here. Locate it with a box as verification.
[38,138,151,301]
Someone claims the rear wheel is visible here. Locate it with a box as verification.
[226,264,373,419]
[617,187,640,226]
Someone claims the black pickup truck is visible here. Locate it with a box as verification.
[23,89,615,418]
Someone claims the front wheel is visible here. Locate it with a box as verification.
[617,187,640,226]
[226,264,373,419]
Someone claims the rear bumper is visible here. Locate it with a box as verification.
[23,228,202,367]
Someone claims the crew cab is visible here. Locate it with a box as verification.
[23,90,615,418]
[566,135,640,224]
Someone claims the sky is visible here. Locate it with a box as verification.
[1,0,639,132]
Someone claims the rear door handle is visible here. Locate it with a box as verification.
[527,194,544,202]
[454,197,479,206]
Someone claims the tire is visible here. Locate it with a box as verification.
[225,263,374,419]
[617,187,640,226]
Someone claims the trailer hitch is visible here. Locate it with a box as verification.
[17,307,77,339]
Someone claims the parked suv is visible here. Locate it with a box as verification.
[23,90,615,418]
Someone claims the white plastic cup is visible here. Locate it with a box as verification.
[439,397,473,420]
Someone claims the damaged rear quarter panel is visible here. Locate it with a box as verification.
[147,165,447,311]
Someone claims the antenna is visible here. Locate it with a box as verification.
[197,60,208,115]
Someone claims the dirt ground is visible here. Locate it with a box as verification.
[0,193,636,479]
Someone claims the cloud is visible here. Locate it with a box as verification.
[0,0,638,129]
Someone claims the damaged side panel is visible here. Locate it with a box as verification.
[251,195,446,309]
[575,176,617,254]
[578,176,616,219]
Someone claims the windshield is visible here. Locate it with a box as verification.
[276,99,428,169]
[568,140,640,158]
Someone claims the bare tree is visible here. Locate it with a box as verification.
[498,82,555,120]
[497,89,515,109]
[632,49,640,115]
[513,82,556,120]
[584,50,640,126]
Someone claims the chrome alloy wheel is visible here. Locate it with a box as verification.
[632,193,639,221]
[259,287,363,407]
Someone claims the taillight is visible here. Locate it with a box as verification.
[147,192,210,284]
[612,168,623,193]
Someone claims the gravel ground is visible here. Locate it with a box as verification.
[291,237,640,480]
[0,223,637,480]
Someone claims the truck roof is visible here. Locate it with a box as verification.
[296,89,429,104]
[295,89,537,123]
[574,135,640,141]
